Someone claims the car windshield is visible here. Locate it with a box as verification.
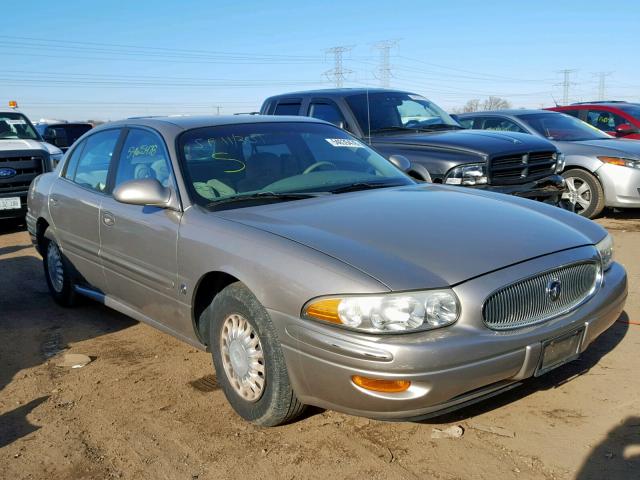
[346,92,461,135]
[0,112,40,140]
[517,112,611,141]
[178,122,413,209]
[619,104,640,120]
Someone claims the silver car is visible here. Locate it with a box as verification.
[456,110,640,218]
[27,116,627,426]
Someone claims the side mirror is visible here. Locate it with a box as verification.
[615,123,638,137]
[113,178,172,207]
[388,154,411,172]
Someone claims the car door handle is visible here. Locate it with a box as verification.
[49,196,58,206]
[102,212,115,227]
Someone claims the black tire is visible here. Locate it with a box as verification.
[208,282,305,426]
[561,169,605,219]
[42,235,77,307]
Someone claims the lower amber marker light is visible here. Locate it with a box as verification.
[352,375,411,393]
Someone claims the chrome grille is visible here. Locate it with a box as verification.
[483,262,599,330]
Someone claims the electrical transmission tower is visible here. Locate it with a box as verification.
[372,39,399,88]
[556,69,577,105]
[594,72,613,101]
[324,45,354,88]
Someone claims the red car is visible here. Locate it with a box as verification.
[548,102,640,139]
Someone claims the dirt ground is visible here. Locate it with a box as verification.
[0,211,638,480]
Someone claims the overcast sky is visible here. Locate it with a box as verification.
[3,0,639,121]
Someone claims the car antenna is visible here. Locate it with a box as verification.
[551,93,560,107]
[366,87,372,144]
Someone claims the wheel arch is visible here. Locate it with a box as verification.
[191,270,241,348]
[35,217,51,254]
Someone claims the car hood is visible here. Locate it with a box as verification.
[0,138,61,155]
[553,138,640,159]
[371,130,556,157]
[218,184,605,291]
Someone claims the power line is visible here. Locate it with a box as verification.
[372,39,399,88]
[324,45,354,88]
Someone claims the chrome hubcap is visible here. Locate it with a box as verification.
[562,176,592,213]
[220,314,265,402]
[47,242,64,293]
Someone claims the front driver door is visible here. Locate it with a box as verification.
[99,127,185,335]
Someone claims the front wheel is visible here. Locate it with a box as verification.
[208,282,305,426]
[561,169,605,219]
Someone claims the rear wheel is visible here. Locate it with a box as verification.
[42,236,76,307]
[561,169,605,219]
[208,282,305,426]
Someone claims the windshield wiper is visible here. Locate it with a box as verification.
[207,191,323,209]
[329,182,405,194]
[369,126,415,134]
[413,124,464,131]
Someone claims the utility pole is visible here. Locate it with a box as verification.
[555,69,577,105]
[372,39,399,88]
[324,45,353,88]
[594,72,613,101]
[214,105,221,116]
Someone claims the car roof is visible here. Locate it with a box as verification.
[456,109,557,117]
[95,114,330,131]
[266,88,417,99]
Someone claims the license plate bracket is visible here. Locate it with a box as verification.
[0,197,21,210]
[535,327,585,377]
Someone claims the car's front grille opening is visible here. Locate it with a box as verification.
[489,151,556,185]
[483,261,599,330]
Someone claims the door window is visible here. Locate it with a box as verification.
[115,129,173,188]
[586,110,627,131]
[309,102,347,128]
[67,129,121,192]
[273,102,301,115]
[479,117,527,133]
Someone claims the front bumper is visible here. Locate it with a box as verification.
[273,247,627,420]
[479,174,566,205]
[597,163,640,208]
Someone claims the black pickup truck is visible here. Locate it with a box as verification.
[260,88,566,205]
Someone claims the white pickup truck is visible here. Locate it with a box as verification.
[0,110,63,220]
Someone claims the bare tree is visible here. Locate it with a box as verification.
[482,96,512,111]
[453,96,512,113]
[453,99,481,113]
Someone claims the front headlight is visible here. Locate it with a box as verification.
[50,153,64,169]
[596,234,614,271]
[444,163,488,186]
[598,156,640,169]
[554,152,566,173]
[303,290,460,333]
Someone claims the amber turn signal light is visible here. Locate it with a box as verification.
[352,375,411,393]
[598,156,627,166]
[304,298,342,323]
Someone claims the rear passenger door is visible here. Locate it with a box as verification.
[49,128,123,291]
[98,127,185,335]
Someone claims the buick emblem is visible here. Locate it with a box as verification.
[546,279,562,302]
[0,167,17,179]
